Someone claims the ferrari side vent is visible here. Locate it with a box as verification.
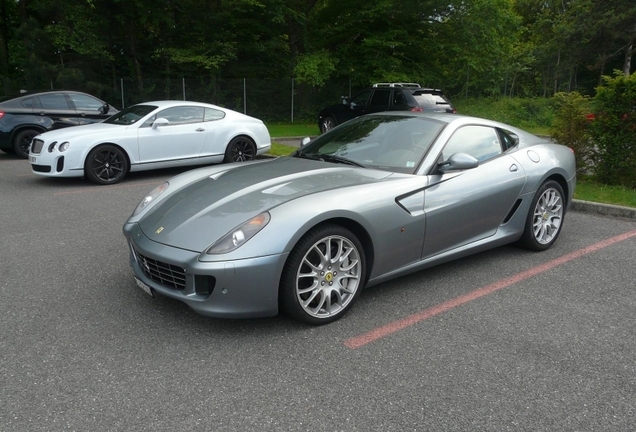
[502,199,522,224]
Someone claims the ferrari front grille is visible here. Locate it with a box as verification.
[134,249,186,291]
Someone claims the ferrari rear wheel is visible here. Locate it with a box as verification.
[224,136,256,163]
[85,144,128,185]
[280,224,366,325]
[519,180,565,251]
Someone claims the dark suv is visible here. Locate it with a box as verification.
[0,90,118,158]
[318,83,455,133]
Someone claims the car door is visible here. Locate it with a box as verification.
[33,93,79,129]
[136,106,207,164]
[67,92,111,125]
[340,89,372,123]
[366,88,392,114]
[421,125,526,258]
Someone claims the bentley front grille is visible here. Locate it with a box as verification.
[31,139,44,154]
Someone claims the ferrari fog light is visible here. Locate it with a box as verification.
[206,212,270,254]
[132,181,169,216]
[58,142,70,152]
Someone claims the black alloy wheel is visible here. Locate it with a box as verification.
[85,145,128,185]
[224,136,256,163]
[13,129,40,158]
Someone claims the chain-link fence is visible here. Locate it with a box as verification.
[42,76,359,123]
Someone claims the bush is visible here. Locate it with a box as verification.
[550,92,593,175]
[590,73,636,188]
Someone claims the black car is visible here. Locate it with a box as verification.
[318,83,456,133]
[0,90,118,158]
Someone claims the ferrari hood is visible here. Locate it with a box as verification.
[139,157,392,252]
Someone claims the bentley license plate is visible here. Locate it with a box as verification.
[134,277,154,297]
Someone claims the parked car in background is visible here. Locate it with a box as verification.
[0,90,117,158]
[124,112,575,325]
[318,83,456,133]
[29,100,271,185]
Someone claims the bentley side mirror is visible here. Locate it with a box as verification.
[152,118,170,129]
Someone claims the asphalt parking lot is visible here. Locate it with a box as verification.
[2,153,636,432]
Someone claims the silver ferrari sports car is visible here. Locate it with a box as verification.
[123,112,576,325]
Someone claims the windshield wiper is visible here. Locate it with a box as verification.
[316,154,365,167]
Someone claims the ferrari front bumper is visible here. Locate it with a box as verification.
[123,222,288,318]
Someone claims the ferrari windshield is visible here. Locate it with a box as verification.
[104,104,157,125]
[295,115,445,174]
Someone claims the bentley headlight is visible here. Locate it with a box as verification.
[206,212,270,254]
[132,181,169,216]
[59,142,70,152]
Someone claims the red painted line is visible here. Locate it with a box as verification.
[344,229,636,349]
[53,181,160,196]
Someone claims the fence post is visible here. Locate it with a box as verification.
[243,78,247,114]
[182,78,186,100]
[291,78,294,123]
[120,78,125,109]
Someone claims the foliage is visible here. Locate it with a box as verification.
[550,92,593,175]
[589,72,636,188]
[453,97,553,132]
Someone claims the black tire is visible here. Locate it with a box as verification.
[320,116,336,134]
[13,129,40,158]
[224,136,256,163]
[280,224,366,325]
[84,145,128,185]
[518,180,565,251]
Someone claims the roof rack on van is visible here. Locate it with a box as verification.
[372,82,421,88]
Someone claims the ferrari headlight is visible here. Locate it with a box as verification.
[58,142,70,152]
[206,212,270,254]
[132,181,169,216]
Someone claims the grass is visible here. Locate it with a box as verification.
[268,142,298,157]
[266,122,319,137]
[574,180,636,208]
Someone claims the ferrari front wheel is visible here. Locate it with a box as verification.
[280,224,366,325]
[518,180,565,251]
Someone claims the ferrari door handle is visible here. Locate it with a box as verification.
[195,128,205,132]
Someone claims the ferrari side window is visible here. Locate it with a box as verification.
[442,126,503,162]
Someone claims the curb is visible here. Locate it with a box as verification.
[571,199,636,220]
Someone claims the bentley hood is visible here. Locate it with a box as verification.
[138,157,392,252]
[36,122,123,142]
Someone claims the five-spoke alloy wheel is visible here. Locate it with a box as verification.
[280,224,366,325]
[85,144,128,185]
[519,180,565,251]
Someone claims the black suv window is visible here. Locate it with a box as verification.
[370,89,391,106]
[38,93,71,110]
[393,91,407,106]
[351,90,372,106]
[69,93,104,110]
